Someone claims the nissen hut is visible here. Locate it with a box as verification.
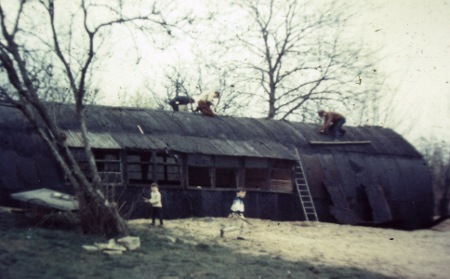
[0,102,434,229]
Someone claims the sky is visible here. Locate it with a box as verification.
[348,0,450,148]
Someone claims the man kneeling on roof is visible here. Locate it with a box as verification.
[195,90,220,116]
[318,110,346,140]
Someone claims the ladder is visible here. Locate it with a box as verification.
[294,149,318,222]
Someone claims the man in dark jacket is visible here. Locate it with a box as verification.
[169,96,195,112]
[318,110,346,140]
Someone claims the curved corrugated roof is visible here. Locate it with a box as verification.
[0,102,422,159]
[36,103,420,159]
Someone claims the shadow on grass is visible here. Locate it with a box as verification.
[0,213,394,279]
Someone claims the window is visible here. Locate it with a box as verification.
[70,148,90,176]
[69,148,122,185]
[126,151,181,186]
[216,168,238,188]
[269,159,294,193]
[93,149,122,185]
[188,167,211,188]
[126,151,152,184]
[243,158,268,190]
[183,155,295,192]
[155,152,180,185]
[245,168,267,189]
[215,156,240,189]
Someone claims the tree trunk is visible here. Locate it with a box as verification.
[19,103,129,237]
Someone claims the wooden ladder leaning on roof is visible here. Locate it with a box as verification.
[294,148,318,222]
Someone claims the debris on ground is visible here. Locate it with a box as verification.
[82,236,140,255]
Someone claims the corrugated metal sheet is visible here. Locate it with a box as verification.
[36,103,423,160]
[65,131,121,149]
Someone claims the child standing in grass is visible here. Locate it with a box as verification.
[143,183,163,226]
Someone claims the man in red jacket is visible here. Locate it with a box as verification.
[318,110,346,140]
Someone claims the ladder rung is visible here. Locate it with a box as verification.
[294,150,318,222]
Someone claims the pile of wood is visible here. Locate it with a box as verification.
[82,236,141,255]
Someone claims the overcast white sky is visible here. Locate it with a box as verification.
[349,0,450,147]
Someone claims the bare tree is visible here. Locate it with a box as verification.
[218,0,381,120]
[0,0,190,237]
[422,141,450,216]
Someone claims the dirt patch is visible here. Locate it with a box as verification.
[1,211,449,279]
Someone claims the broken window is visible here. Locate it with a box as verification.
[70,148,122,185]
[270,159,294,193]
[216,168,238,188]
[187,154,213,188]
[215,156,240,189]
[126,151,153,184]
[245,169,267,189]
[244,158,268,190]
[126,151,181,186]
[93,149,122,185]
[155,152,180,186]
[188,167,211,188]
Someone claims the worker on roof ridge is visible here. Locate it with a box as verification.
[195,90,220,116]
[169,96,195,112]
[318,110,346,140]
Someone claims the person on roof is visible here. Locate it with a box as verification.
[195,90,220,116]
[318,110,346,140]
[169,96,195,112]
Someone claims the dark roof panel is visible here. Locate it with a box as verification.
[0,103,423,160]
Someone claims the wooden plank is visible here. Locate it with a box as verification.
[309,141,371,145]
[364,184,393,223]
